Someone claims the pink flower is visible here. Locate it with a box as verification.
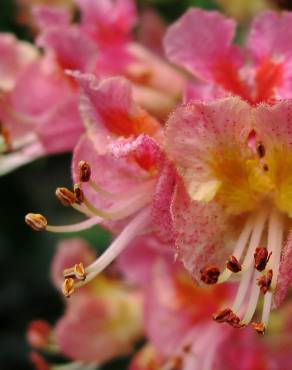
[165,96,292,333]
[164,9,292,104]
[25,75,176,297]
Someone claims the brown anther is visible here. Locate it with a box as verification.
[55,187,76,206]
[213,308,233,323]
[226,255,242,273]
[256,142,266,158]
[74,183,84,204]
[200,265,220,285]
[74,262,86,280]
[25,213,47,231]
[254,247,272,271]
[257,269,273,294]
[227,311,245,329]
[78,160,91,182]
[252,322,265,335]
[62,278,75,298]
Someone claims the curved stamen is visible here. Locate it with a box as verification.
[241,270,261,325]
[74,207,151,289]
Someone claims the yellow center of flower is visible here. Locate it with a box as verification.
[205,143,292,217]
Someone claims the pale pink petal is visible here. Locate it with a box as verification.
[74,73,160,147]
[72,135,147,212]
[117,234,173,287]
[109,134,162,171]
[170,181,232,282]
[151,161,176,243]
[165,97,252,200]
[37,27,98,72]
[0,34,38,91]
[164,8,241,82]
[51,238,96,288]
[55,286,142,363]
[273,232,292,308]
[37,98,83,154]
[248,11,292,62]
[33,5,71,29]
[253,100,292,148]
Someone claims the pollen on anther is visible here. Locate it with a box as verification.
[25,213,48,231]
[78,161,91,182]
[257,269,273,294]
[56,187,76,206]
[74,183,84,204]
[226,255,241,273]
[254,247,272,272]
[200,265,220,285]
[252,322,265,335]
[62,278,75,298]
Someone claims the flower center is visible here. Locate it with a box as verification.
[203,208,285,333]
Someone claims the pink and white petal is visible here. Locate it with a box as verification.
[108,134,162,171]
[72,135,146,210]
[248,11,292,63]
[37,97,83,154]
[51,238,96,288]
[0,34,38,91]
[151,161,176,243]
[164,8,240,82]
[273,232,292,308]
[254,99,292,148]
[37,27,98,72]
[171,181,233,283]
[33,5,71,29]
[75,73,160,145]
[165,97,252,200]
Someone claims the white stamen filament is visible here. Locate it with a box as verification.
[232,210,267,312]
[46,216,102,233]
[75,207,151,288]
[262,210,283,327]
[241,270,260,324]
[83,189,152,221]
[218,217,253,283]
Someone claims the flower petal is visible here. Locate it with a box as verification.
[171,180,232,283]
[248,11,292,62]
[273,232,292,309]
[165,97,252,202]
[164,8,240,82]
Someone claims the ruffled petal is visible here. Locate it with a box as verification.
[37,27,98,72]
[164,8,241,82]
[55,278,142,363]
[165,97,252,202]
[248,11,292,63]
[171,180,233,283]
[75,73,160,148]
